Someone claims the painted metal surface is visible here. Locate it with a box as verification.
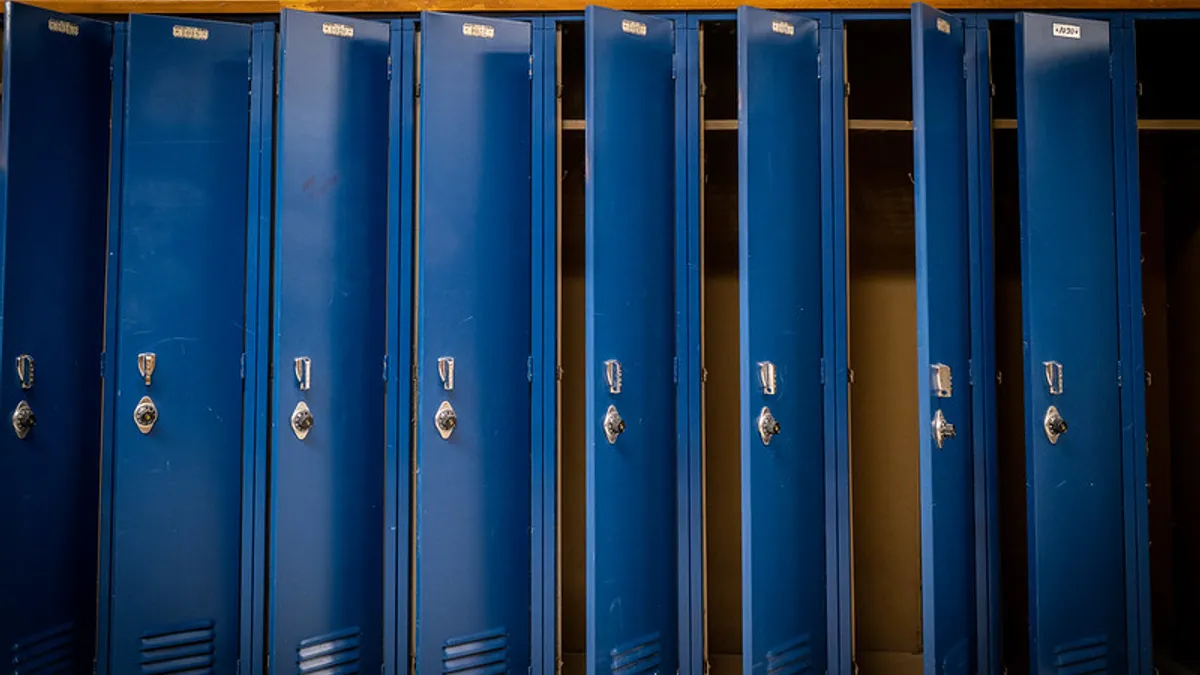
[1016,12,1127,674]
[910,5,976,675]
[585,7,678,674]
[413,10,533,674]
[101,14,251,675]
[0,4,111,673]
[270,9,389,674]
[734,7,827,674]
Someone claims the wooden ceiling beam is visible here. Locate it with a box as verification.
[32,0,1200,16]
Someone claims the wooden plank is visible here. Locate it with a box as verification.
[32,0,1200,15]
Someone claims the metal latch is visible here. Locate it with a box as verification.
[138,352,156,387]
[931,363,952,398]
[294,356,312,391]
[438,356,455,391]
[16,355,33,390]
[758,361,777,396]
[1043,361,1063,395]
[604,360,622,395]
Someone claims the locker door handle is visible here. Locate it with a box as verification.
[11,400,35,439]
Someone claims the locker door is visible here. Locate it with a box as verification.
[271,10,389,672]
[909,5,976,674]
[103,15,251,675]
[0,4,111,672]
[414,11,532,673]
[1015,13,1127,674]
[585,7,678,674]
[734,7,827,674]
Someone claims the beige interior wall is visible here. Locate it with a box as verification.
[702,127,742,661]
[847,130,923,660]
[991,129,1030,675]
[560,128,587,666]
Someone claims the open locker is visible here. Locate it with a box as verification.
[697,11,828,675]
[986,13,1131,675]
[844,18,924,675]
[844,8,979,674]
[557,8,679,674]
[559,19,587,674]
[1131,18,1200,675]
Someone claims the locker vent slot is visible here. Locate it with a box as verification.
[11,621,75,675]
[609,632,661,675]
[940,639,970,675]
[139,619,215,675]
[297,626,362,675]
[1052,635,1108,675]
[441,627,508,675]
[765,633,812,675]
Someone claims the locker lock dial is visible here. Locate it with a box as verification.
[11,400,35,440]
[134,396,158,435]
[931,409,956,449]
[291,401,313,440]
[758,406,781,446]
[435,401,457,440]
[1044,405,1068,444]
[603,405,626,444]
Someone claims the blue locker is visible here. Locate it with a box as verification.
[910,4,976,674]
[99,14,255,675]
[414,10,533,674]
[0,4,111,672]
[734,7,828,674]
[1015,12,1127,674]
[270,9,389,673]
[584,7,678,674]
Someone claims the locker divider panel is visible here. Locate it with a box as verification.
[413,10,534,674]
[0,5,112,673]
[1015,12,1127,674]
[910,4,976,673]
[386,17,414,675]
[270,10,389,673]
[734,7,827,674]
[100,14,253,675]
[584,7,678,674]
[242,22,275,675]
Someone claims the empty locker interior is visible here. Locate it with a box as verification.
[844,20,924,675]
[1132,19,1200,674]
[559,20,588,675]
[698,20,742,675]
[986,20,1032,675]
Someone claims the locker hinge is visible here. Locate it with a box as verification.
[816,50,822,79]
[699,81,707,97]
[527,355,534,382]
[672,51,678,80]
[529,52,534,80]
[556,364,564,381]
[847,367,855,385]
[556,82,564,99]
[968,358,974,387]
[673,357,679,384]
[99,352,106,379]
[963,53,969,80]
[108,55,114,81]
[415,81,422,98]
[820,358,826,385]
[383,354,390,382]
[1117,360,1123,387]
[844,81,851,99]
[236,659,242,675]
[240,353,247,380]
[1109,52,1114,80]
[990,81,996,99]
[387,54,393,81]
